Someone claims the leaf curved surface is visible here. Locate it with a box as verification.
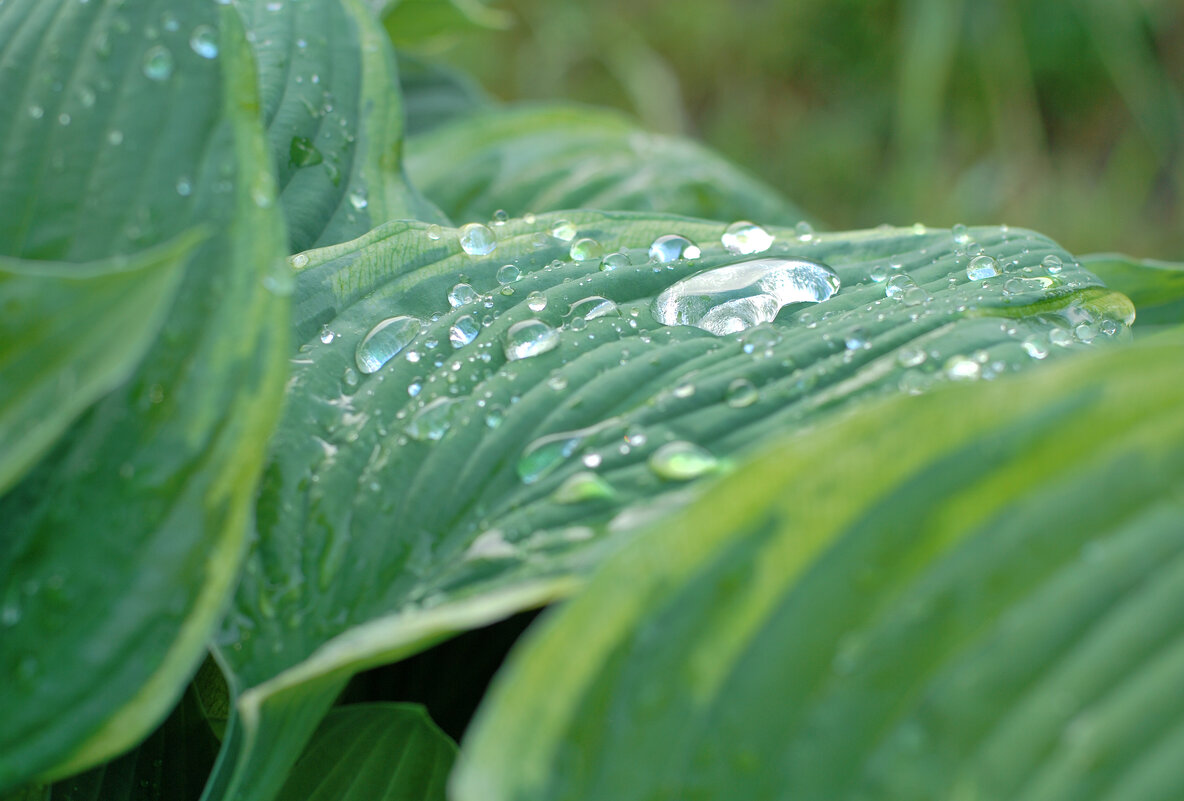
[275,704,455,801]
[405,105,809,225]
[242,0,437,252]
[397,51,492,136]
[209,212,1128,799]
[0,0,288,788]
[455,339,1184,801]
[0,233,197,495]
[1080,253,1184,329]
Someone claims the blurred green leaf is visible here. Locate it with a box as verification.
[0,0,289,788]
[456,338,1184,801]
[275,704,455,801]
[397,51,493,137]
[406,104,810,225]
[1079,253,1184,328]
[207,213,1128,801]
[0,232,198,495]
[370,0,511,48]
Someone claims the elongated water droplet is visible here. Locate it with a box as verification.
[504,320,559,361]
[450,315,479,348]
[142,46,174,81]
[649,441,719,481]
[189,25,218,58]
[966,255,999,280]
[459,223,496,256]
[553,471,615,504]
[518,419,618,484]
[568,296,618,322]
[652,257,839,335]
[649,234,700,263]
[448,282,478,307]
[721,221,774,255]
[406,397,457,441]
[355,315,422,374]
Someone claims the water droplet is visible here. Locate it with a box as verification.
[450,315,479,348]
[672,381,696,398]
[526,291,547,312]
[1042,254,1064,275]
[349,190,368,210]
[869,264,888,282]
[649,441,719,481]
[550,219,577,241]
[504,320,559,361]
[966,255,999,280]
[175,177,192,196]
[448,282,478,307]
[600,251,632,272]
[1075,323,1097,343]
[795,220,815,241]
[355,315,422,374]
[649,234,701,263]
[319,325,335,344]
[497,264,520,284]
[726,378,759,408]
[343,366,359,388]
[568,296,618,321]
[189,25,218,59]
[885,274,916,299]
[460,223,496,256]
[142,45,174,81]
[491,209,509,225]
[721,221,774,255]
[1049,328,1074,348]
[426,224,443,240]
[951,223,970,244]
[897,346,927,367]
[107,129,124,145]
[289,252,310,269]
[651,257,840,335]
[944,355,981,381]
[553,471,615,504]
[406,397,457,441]
[1021,334,1047,359]
[518,419,618,483]
[570,237,603,261]
[1100,319,1119,336]
[289,136,322,167]
[28,105,44,119]
[844,327,869,350]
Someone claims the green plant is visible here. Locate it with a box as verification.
[2,1,1182,800]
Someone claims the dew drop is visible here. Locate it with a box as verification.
[504,320,559,361]
[348,190,368,210]
[289,252,310,269]
[721,221,774,255]
[600,251,632,272]
[795,220,815,241]
[652,257,839,335]
[319,325,335,344]
[553,471,615,504]
[406,397,457,441]
[568,296,618,321]
[460,223,496,256]
[518,419,618,483]
[726,378,759,408]
[426,224,443,241]
[649,234,700,263]
[449,314,479,348]
[897,346,927,367]
[1049,328,1074,348]
[448,282,478,308]
[496,264,520,284]
[944,355,981,381]
[355,315,422,374]
[1042,254,1064,275]
[885,274,916,299]
[570,237,603,261]
[966,255,999,280]
[550,219,577,241]
[951,223,970,244]
[189,25,218,59]
[526,291,547,312]
[648,441,719,481]
[142,45,174,81]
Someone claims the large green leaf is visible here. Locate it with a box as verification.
[1079,253,1184,329]
[0,232,197,495]
[207,212,1129,800]
[405,104,810,225]
[275,704,455,801]
[454,338,1184,801]
[0,0,288,789]
[241,0,438,251]
[368,0,511,47]
[397,51,492,137]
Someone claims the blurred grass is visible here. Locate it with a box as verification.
[408,0,1183,259]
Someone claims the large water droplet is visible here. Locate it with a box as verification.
[142,46,174,81]
[648,441,719,481]
[448,282,478,307]
[189,25,218,59]
[649,234,701,263]
[966,255,999,280]
[355,315,422,374]
[600,252,632,272]
[460,223,496,256]
[1042,254,1064,275]
[504,320,560,361]
[651,257,840,335]
[497,264,520,284]
[721,221,774,255]
[450,314,479,348]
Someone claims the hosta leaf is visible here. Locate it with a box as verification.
[242,0,439,252]
[208,212,1129,800]
[454,338,1184,801]
[0,232,197,495]
[405,104,808,225]
[368,0,512,47]
[275,704,455,801]
[1079,253,1184,329]
[0,0,288,789]
[397,51,492,137]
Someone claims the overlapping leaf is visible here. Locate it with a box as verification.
[397,51,492,136]
[241,0,439,251]
[0,0,288,788]
[1080,253,1184,329]
[206,211,1130,800]
[405,105,809,225]
[454,338,1184,801]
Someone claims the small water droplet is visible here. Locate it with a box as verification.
[600,251,632,272]
[1074,323,1097,343]
[289,136,322,167]
[553,471,615,504]
[1049,328,1074,348]
[426,224,443,240]
[518,419,617,483]
[526,291,547,312]
[726,378,759,408]
[448,282,478,307]
[795,220,815,241]
[844,327,869,350]
[28,105,44,119]
[189,25,218,58]
[721,221,774,254]
[289,252,310,269]
[142,46,174,81]
[951,223,970,244]
[1042,254,1064,275]
[652,257,839,335]
[869,264,888,282]
[944,355,981,381]
[406,397,457,441]
[491,208,509,225]
[497,264,520,284]
[348,190,368,210]
[885,273,916,299]
[504,320,559,361]
[570,237,603,261]
[319,325,335,344]
[897,346,927,367]
[343,366,359,388]
[966,255,999,280]
[355,315,422,374]
[568,296,618,322]
[550,219,577,241]
[175,177,192,196]
[1021,336,1048,359]
[649,441,719,481]
[649,234,700,263]
[449,314,480,348]
[460,222,496,256]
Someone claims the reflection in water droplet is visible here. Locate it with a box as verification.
[726,378,759,408]
[189,25,219,59]
[504,320,559,361]
[966,255,999,280]
[553,471,615,504]
[721,221,774,255]
[945,355,981,381]
[652,257,840,335]
[355,315,422,374]
[459,223,496,256]
[142,46,174,81]
[570,237,603,261]
[450,315,480,348]
[407,397,457,441]
[1042,254,1064,275]
[649,441,719,481]
[649,234,701,263]
[448,282,478,307]
[527,291,547,312]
